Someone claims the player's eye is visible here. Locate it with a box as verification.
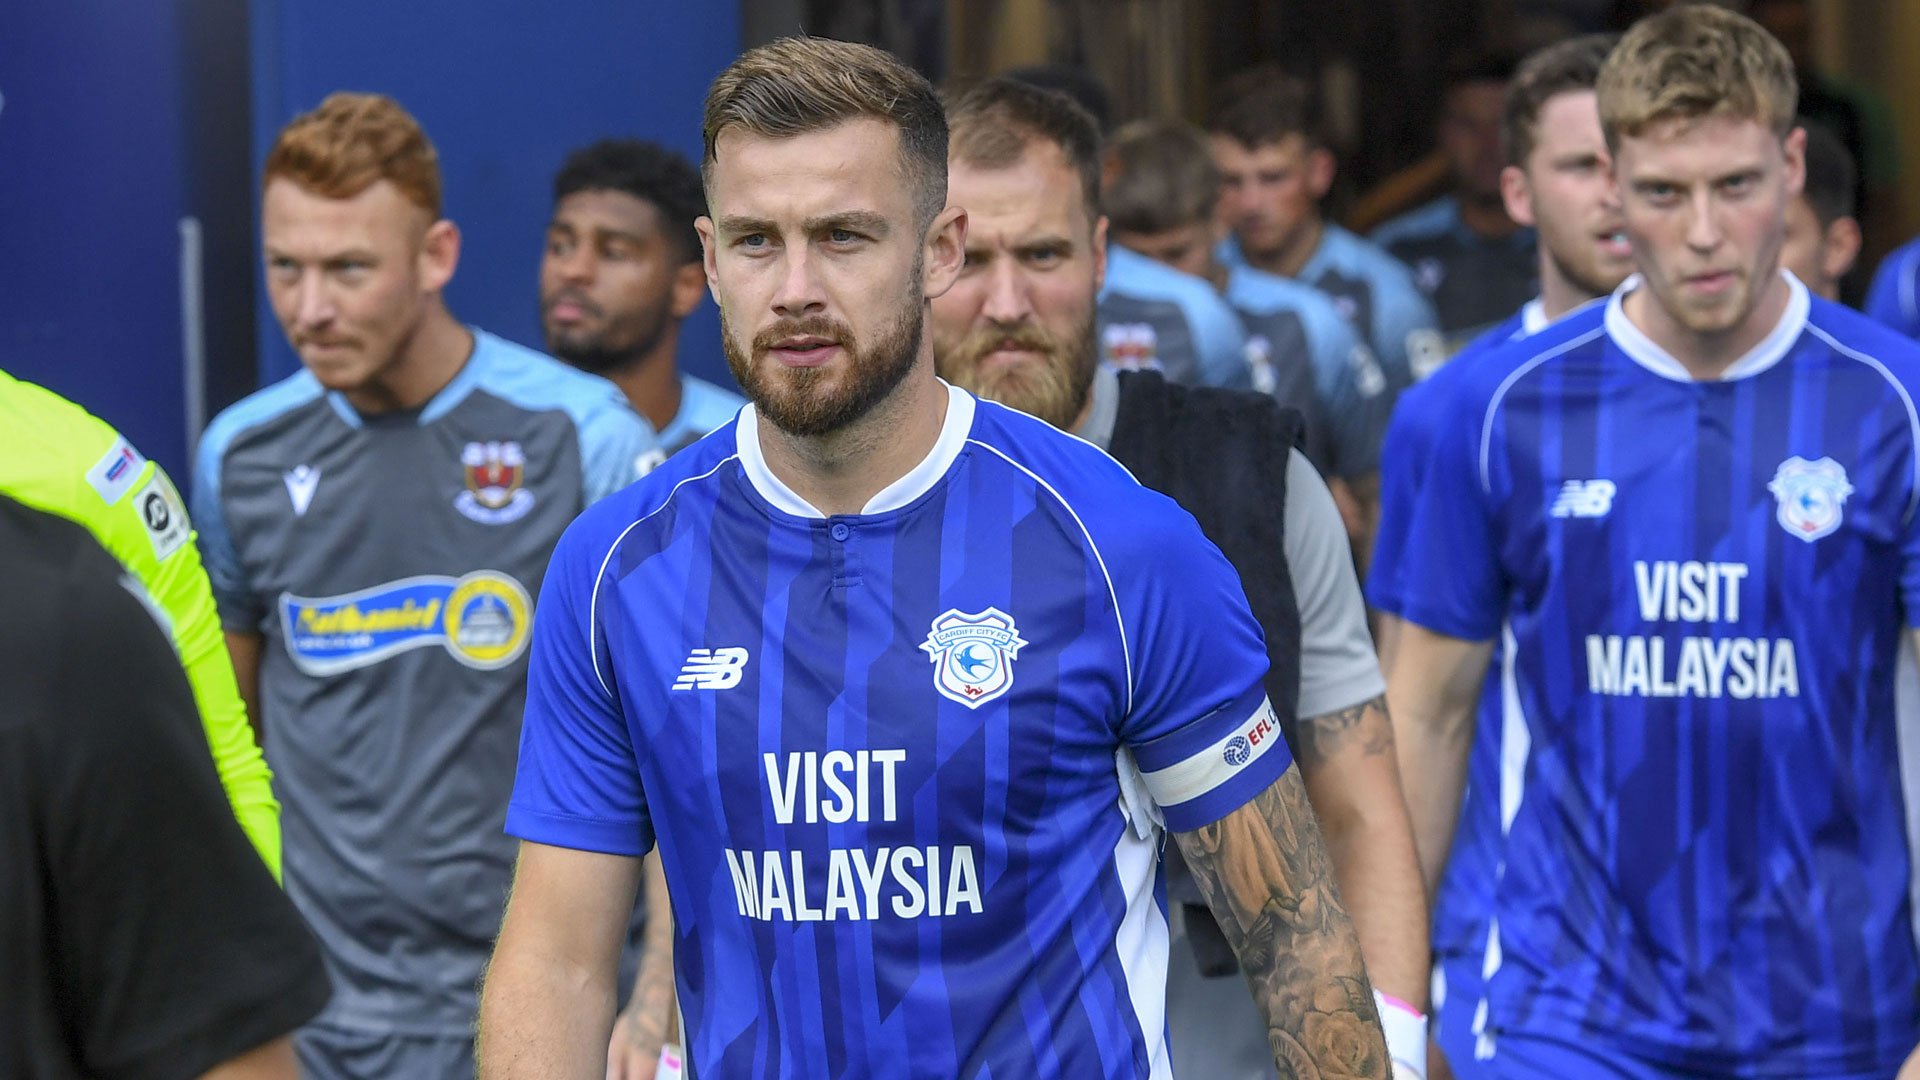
[546,234,573,257]
[1721,173,1758,197]
[826,228,863,246]
[962,250,990,270]
[1025,246,1066,268]
[601,240,634,262]
[737,233,771,250]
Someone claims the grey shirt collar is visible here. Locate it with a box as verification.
[1074,365,1121,451]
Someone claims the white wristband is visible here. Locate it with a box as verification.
[657,1043,685,1080]
[1374,989,1428,1080]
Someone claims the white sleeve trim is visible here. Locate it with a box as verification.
[1139,696,1282,809]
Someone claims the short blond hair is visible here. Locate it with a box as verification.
[702,37,947,226]
[1597,4,1796,148]
[263,92,442,216]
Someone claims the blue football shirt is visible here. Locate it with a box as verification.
[1866,234,1920,341]
[509,382,1291,1079]
[1400,272,1920,1078]
[1367,299,1543,1077]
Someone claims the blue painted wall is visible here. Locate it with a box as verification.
[249,1,740,393]
[0,0,197,479]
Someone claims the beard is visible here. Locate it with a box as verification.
[544,295,674,376]
[724,297,925,439]
[1544,239,1629,304]
[936,310,1097,431]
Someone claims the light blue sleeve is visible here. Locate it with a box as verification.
[188,430,252,629]
[1866,240,1920,340]
[1187,295,1255,392]
[1372,264,1444,388]
[188,376,323,629]
[578,401,662,505]
[1305,302,1390,477]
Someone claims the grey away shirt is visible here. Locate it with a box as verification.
[191,329,659,1039]
[1078,366,1385,719]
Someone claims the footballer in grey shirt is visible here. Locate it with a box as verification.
[195,330,657,1076]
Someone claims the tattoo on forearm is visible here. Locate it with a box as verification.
[1295,694,1395,770]
[616,943,676,1055]
[1175,771,1389,1080]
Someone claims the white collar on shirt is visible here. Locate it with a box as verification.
[1604,269,1811,382]
[734,380,976,518]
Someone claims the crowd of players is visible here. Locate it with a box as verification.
[12,3,1920,1079]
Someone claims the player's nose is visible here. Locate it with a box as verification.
[978,259,1036,323]
[292,275,336,328]
[771,246,828,317]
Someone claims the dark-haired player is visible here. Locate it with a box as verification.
[1779,120,1861,303]
[543,139,745,456]
[1371,52,1539,349]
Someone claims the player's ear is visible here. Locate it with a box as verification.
[670,258,708,319]
[420,219,461,294]
[1781,126,1808,202]
[1823,216,1863,285]
[1307,146,1337,200]
[923,204,967,302]
[696,216,720,299]
[1500,164,1536,228]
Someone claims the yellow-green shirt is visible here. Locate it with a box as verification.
[0,370,280,877]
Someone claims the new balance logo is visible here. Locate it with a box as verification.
[1550,479,1616,518]
[673,647,749,690]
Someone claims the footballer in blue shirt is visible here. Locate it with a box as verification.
[478,38,1388,1080]
[1391,9,1920,1078]
[1370,34,1633,1080]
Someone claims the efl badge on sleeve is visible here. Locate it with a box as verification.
[920,607,1028,709]
[456,441,537,525]
[1767,455,1852,543]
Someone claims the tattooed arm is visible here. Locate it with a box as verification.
[1283,451,1428,1009]
[607,853,677,1079]
[1295,694,1429,1011]
[1174,764,1391,1079]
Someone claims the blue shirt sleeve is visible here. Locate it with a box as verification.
[1366,381,1435,616]
[1112,503,1290,831]
[578,402,662,506]
[1192,297,1255,392]
[1866,242,1920,340]
[1396,383,1505,642]
[507,511,654,856]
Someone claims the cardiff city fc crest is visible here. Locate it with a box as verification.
[920,607,1028,709]
[1767,455,1853,543]
[455,441,537,525]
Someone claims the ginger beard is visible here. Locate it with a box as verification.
[724,280,926,439]
[937,311,1098,431]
